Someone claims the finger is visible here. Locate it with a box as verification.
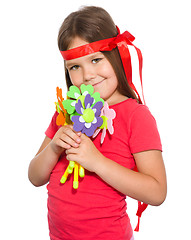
[76,131,82,137]
[62,126,81,144]
[60,133,80,148]
[65,147,78,155]
[65,125,82,138]
[55,138,71,150]
[66,153,76,162]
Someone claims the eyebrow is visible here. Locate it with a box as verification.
[65,61,77,69]
[65,52,103,68]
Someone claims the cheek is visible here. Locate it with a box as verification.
[99,61,116,79]
[69,71,83,87]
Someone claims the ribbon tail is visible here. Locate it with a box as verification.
[134,216,140,232]
[117,41,145,105]
[132,44,146,105]
[117,41,133,87]
[134,201,148,232]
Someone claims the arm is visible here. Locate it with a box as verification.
[66,134,167,206]
[95,150,167,206]
[28,136,58,187]
[28,125,81,187]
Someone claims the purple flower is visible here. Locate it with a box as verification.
[71,94,103,137]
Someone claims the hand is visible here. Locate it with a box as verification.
[65,134,104,173]
[50,125,81,156]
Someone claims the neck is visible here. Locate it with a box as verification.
[106,91,128,106]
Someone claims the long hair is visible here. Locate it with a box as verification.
[58,6,139,101]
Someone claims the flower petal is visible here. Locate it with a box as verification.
[92,117,97,124]
[107,119,114,134]
[92,101,103,117]
[85,122,92,129]
[71,115,84,132]
[101,128,107,144]
[79,116,85,123]
[106,108,116,119]
[96,116,103,128]
[74,92,80,99]
[80,84,94,96]
[82,125,96,137]
[75,99,84,114]
[67,85,81,99]
[62,99,76,114]
[91,92,104,107]
[92,128,101,138]
[81,107,84,114]
[82,91,88,96]
[56,111,66,126]
[84,94,94,109]
[103,102,116,119]
[71,101,76,107]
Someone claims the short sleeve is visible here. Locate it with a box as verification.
[45,111,59,139]
[129,105,162,154]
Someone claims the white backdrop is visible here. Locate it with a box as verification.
[0,0,190,239]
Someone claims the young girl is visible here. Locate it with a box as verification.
[28,6,167,240]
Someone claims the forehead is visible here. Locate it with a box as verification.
[68,36,89,50]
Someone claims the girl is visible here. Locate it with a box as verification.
[28,6,167,240]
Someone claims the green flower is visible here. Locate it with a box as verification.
[62,84,104,117]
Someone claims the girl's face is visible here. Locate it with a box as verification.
[65,37,127,105]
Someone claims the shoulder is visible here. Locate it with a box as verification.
[117,99,158,134]
[111,98,153,124]
[125,102,162,153]
[106,99,162,154]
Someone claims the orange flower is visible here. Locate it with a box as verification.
[56,87,67,126]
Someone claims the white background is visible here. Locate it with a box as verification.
[0,0,190,239]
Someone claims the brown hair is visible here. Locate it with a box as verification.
[58,6,139,101]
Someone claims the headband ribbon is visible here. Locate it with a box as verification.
[60,26,145,104]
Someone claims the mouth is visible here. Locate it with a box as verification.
[92,79,105,87]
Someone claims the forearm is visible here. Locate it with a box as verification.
[95,156,166,206]
[28,143,60,187]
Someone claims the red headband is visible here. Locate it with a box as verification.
[60,26,145,104]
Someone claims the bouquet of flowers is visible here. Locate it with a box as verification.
[55,84,116,189]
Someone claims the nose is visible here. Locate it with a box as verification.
[82,65,96,82]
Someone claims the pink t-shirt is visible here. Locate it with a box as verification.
[45,98,162,240]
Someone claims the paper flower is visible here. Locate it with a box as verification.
[55,87,67,126]
[71,94,103,137]
[62,84,104,116]
[93,101,116,143]
[55,84,116,189]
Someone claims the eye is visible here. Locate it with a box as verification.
[70,65,80,71]
[92,58,102,64]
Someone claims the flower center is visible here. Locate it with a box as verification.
[82,108,95,123]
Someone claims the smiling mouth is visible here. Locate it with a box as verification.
[92,79,105,87]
